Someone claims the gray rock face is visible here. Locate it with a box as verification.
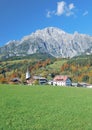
[0,27,92,58]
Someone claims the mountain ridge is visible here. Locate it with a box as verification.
[0,27,92,59]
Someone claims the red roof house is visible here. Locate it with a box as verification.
[53,75,72,86]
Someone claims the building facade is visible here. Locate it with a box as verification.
[53,75,72,86]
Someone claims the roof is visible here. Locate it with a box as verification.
[11,77,21,83]
[53,75,69,82]
[33,76,46,80]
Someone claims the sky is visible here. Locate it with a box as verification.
[0,0,92,46]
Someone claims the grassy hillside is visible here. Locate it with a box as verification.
[60,54,92,83]
[0,53,55,61]
[0,53,55,73]
[0,85,92,130]
[34,58,67,78]
[46,59,67,71]
[0,53,56,83]
[0,54,92,84]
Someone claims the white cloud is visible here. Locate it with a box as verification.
[66,11,74,16]
[83,11,88,16]
[46,1,75,18]
[69,3,75,10]
[56,1,66,16]
[46,11,51,18]
[56,1,75,17]
[46,10,55,18]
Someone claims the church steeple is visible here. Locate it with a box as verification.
[26,68,31,80]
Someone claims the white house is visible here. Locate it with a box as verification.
[86,85,92,88]
[53,75,72,86]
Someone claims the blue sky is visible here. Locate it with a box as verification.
[0,0,92,46]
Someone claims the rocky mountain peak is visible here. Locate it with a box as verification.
[0,27,92,59]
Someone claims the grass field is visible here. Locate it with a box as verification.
[0,85,92,130]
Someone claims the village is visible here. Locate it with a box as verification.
[0,57,89,88]
[23,68,92,88]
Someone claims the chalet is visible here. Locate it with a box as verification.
[53,75,72,86]
[33,76,48,85]
[77,82,91,88]
[77,82,88,87]
[26,68,47,85]
[86,85,92,88]
[10,77,21,84]
[26,76,47,85]
[72,83,78,87]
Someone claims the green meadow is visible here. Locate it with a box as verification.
[0,85,92,130]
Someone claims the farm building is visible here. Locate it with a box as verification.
[33,76,48,85]
[53,75,72,86]
[26,76,47,85]
[87,85,92,88]
[10,77,21,84]
[26,68,47,85]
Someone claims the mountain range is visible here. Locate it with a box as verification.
[0,27,92,59]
